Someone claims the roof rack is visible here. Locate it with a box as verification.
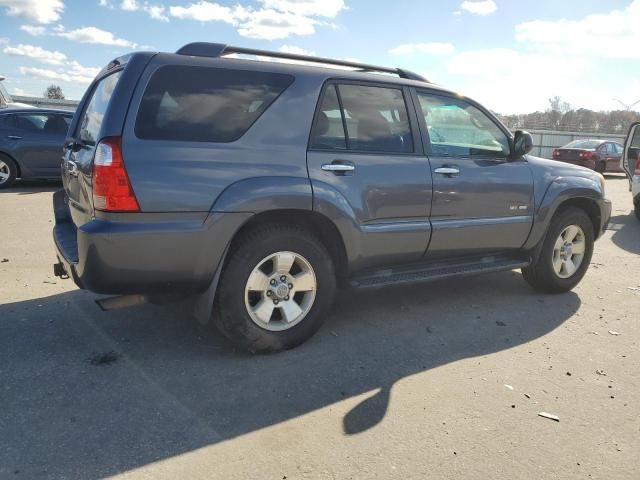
[175,42,429,83]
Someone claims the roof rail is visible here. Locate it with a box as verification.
[175,42,429,82]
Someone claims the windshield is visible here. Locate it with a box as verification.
[564,140,601,149]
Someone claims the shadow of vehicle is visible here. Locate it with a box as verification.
[0,179,62,195]
[0,271,580,479]
[609,214,640,255]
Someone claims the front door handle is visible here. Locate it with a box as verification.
[322,163,355,173]
[7,135,22,140]
[434,167,460,176]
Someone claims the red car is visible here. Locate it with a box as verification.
[552,139,624,173]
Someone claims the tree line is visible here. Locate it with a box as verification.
[497,97,640,134]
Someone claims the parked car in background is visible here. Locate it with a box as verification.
[52,43,610,352]
[621,123,640,220]
[0,108,73,188]
[552,139,623,173]
[0,76,35,109]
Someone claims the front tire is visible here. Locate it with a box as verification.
[522,207,594,293]
[214,224,336,353]
[0,155,17,189]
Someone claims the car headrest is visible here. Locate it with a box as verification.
[312,111,330,137]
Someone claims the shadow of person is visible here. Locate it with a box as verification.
[609,213,640,255]
[0,270,580,479]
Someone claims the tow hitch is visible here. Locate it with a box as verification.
[53,262,69,279]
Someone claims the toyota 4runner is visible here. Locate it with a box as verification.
[53,43,612,352]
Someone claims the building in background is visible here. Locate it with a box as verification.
[0,76,79,111]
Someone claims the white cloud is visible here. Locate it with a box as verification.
[168,0,343,39]
[515,0,640,59]
[20,24,47,35]
[259,0,345,17]
[56,26,137,47]
[460,0,496,16]
[278,45,315,55]
[237,9,315,39]
[169,1,245,22]
[19,60,99,84]
[144,4,168,21]
[444,48,591,113]
[389,42,455,56]
[3,43,67,65]
[0,0,64,24]
[121,0,138,11]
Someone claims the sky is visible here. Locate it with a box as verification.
[1,0,639,114]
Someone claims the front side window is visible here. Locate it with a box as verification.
[416,91,510,157]
[135,66,294,143]
[78,71,122,145]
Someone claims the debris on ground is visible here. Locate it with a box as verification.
[628,287,640,292]
[596,369,607,376]
[587,331,599,335]
[504,384,514,390]
[43,280,56,284]
[1,258,8,263]
[496,321,506,327]
[566,372,572,376]
[538,412,560,422]
[524,393,531,399]
[608,330,621,336]
[89,351,120,366]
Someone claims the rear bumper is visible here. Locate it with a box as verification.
[52,190,251,295]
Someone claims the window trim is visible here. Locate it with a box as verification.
[74,68,124,145]
[307,78,422,156]
[412,87,514,159]
[133,64,295,144]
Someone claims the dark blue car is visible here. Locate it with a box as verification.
[0,108,73,188]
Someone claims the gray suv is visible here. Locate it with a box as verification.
[53,43,611,352]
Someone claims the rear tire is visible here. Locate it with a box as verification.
[522,207,594,293]
[0,155,17,189]
[214,224,336,353]
[634,202,640,221]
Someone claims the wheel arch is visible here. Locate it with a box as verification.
[230,209,349,283]
[0,150,21,178]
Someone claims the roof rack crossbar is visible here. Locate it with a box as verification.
[175,42,429,82]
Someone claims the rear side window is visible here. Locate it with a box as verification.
[135,66,294,143]
[77,71,122,146]
[12,113,69,135]
[310,83,413,154]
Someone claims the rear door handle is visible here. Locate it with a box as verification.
[434,167,460,175]
[322,163,355,173]
[7,135,22,140]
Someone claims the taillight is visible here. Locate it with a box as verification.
[578,151,593,159]
[552,149,560,159]
[92,136,139,212]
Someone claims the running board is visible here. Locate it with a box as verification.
[350,255,530,289]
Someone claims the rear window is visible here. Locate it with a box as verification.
[564,140,601,149]
[135,65,294,143]
[77,71,122,146]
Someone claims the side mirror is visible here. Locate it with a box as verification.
[512,130,533,158]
